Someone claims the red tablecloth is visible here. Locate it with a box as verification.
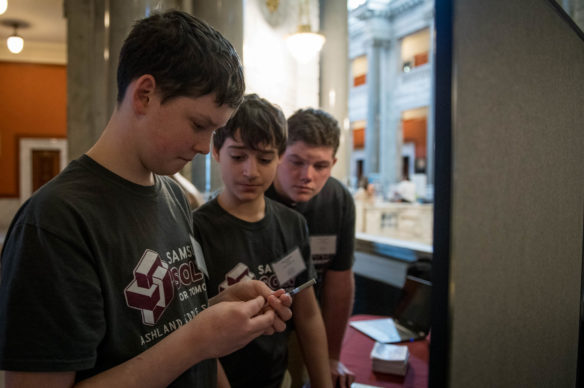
[340,315,429,388]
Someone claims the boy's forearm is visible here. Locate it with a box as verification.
[75,318,210,388]
[321,269,355,360]
[293,291,333,388]
[216,360,231,388]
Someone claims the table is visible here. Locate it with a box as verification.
[340,315,429,388]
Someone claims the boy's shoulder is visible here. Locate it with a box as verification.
[192,197,221,219]
[266,197,304,221]
[319,177,353,200]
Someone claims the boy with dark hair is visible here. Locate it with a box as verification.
[193,94,332,388]
[266,108,357,388]
[0,10,291,388]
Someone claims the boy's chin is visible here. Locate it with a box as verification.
[235,192,264,202]
[290,192,314,203]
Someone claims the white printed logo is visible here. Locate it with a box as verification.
[125,250,175,326]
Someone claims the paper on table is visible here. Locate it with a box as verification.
[370,342,408,362]
[349,318,401,343]
[370,342,409,376]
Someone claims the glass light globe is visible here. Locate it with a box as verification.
[7,34,23,54]
[286,28,325,63]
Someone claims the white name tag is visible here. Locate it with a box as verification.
[310,235,337,255]
[272,247,306,285]
[190,235,208,278]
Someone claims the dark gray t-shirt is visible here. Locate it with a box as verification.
[0,155,214,387]
[192,197,315,388]
[266,177,356,298]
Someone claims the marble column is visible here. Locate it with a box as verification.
[364,38,382,177]
[189,0,244,194]
[319,0,349,184]
[65,0,107,161]
[378,36,399,195]
[65,0,181,161]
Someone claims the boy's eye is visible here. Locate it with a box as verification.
[314,163,330,171]
[230,154,246,161]
[259,158,274,164]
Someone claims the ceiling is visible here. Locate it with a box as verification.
[0,0,66,44]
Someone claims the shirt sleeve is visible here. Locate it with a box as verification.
[0,221,105,371]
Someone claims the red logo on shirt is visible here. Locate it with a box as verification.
[218,263,256,293]
[125,249,175,325]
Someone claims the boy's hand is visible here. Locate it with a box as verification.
[330,359,355,388]
[209,280,293,333]
[191,296,276,359]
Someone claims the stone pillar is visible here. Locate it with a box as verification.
[379,36,399,195]
[359,6,391,182]
[364,38,382,177]
[319,0,349,184]
[65,0,181,161]
[189,0,244,194]
[65,0,108,161]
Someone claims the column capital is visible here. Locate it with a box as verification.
[365,37,392,49]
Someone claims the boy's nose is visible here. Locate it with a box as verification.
[300,165,313,182]
[243,159,259,177]
[193,131,213,155]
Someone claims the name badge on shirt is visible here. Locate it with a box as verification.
[310,235,337,255]
[190,235,209,278]
[272,247,306,285]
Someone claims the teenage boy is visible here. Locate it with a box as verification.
[265,108,356,388]
[0,11,291,388]
[192,94,332,388]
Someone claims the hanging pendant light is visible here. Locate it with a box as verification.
[286,0,325,63]
[7,31,23,54]
[2,20,28,54]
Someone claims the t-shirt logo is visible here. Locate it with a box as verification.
[219,263,256,293]
[125,249,175,325]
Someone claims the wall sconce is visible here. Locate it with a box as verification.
[2,20,28,54]
[286,0,325,63]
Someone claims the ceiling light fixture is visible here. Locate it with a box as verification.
[2,19,28,54]
[0,0,7,15]
[285,0,325,63]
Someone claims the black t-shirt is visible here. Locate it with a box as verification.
[192,197,315,388]
[266,177,356,299]
[0,155,214,387]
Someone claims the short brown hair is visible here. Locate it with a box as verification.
[117,10,244,108]
[213,94,287,155]
[287,108,340,156]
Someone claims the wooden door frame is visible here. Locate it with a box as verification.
[19,137,67,203]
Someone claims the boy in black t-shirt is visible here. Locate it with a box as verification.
[193,94,333,388]
[265,108,356,388]
[0,11,292,388]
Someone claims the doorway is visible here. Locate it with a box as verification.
[19,137,67,203]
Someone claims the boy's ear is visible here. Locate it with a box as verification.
[132,74,156,115]
[212,145,221,162]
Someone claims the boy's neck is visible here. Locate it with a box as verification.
[272,179,295,206]
[86,116,155,187]
[217,191,266,223]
